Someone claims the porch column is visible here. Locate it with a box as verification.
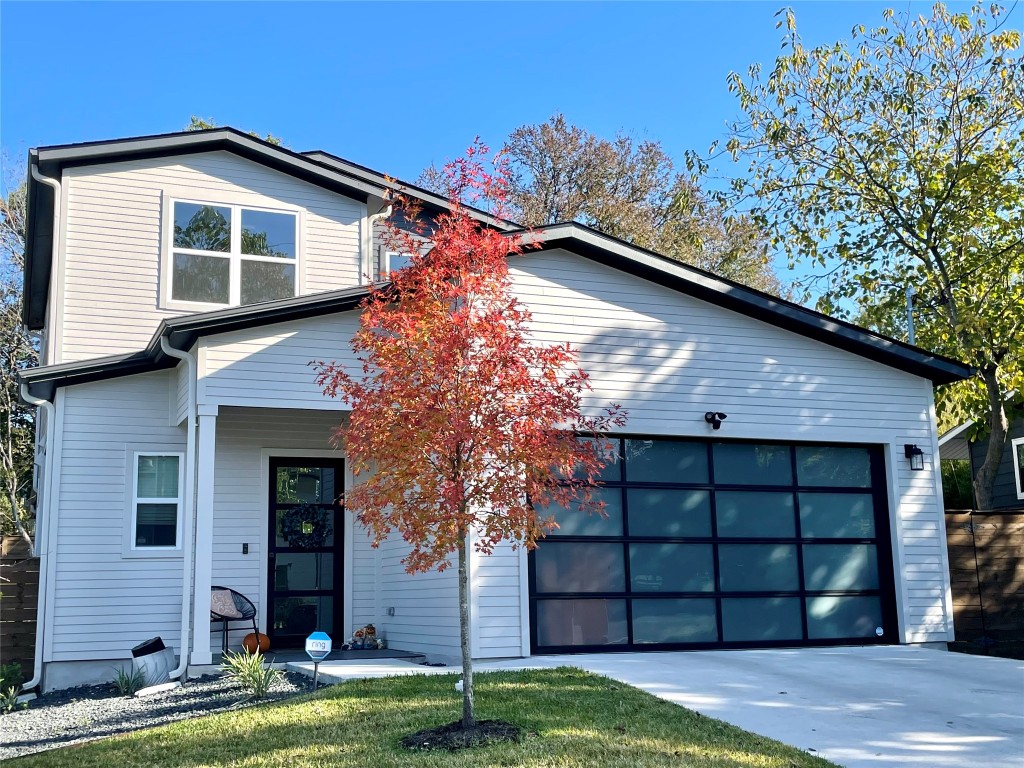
[190,404,218,665]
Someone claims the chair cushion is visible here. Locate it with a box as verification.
[211,589,243,618]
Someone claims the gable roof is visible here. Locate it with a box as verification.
[523,223,972,386]
[19,221,972,402]
[24,128,515,329]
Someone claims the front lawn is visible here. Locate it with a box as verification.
[11,667,836,767]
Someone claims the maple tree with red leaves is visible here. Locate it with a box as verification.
[314,142,625,730]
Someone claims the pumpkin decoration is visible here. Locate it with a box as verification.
[242,632,270,654]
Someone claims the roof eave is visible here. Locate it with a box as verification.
[19,285,372,402]
[33,129,384,200]
[302,150,519,231]
[24,151,53,330]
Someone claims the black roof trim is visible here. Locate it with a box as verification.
[522,223,971,386]
[303,150,518,232]
[32,128,382,199]
[20,285,371,401]
[20,350,175,402]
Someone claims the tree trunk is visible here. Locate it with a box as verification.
[972,365,1007,512]
[457,531,476,727]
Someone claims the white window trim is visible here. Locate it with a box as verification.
[1012,436,1024,501]
[383,250,415,278]
[161,195,301,312]
[123,450,185,559]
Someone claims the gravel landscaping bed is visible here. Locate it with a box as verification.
[0,670,314,760]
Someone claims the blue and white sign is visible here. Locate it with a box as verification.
[305,631,332,661]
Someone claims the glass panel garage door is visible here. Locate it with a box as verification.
[530,438,898,652]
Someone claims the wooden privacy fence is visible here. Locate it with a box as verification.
[945,510,1024,659]
[1,537,39,673]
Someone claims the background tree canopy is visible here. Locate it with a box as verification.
[1,174,39,547]
[419,114,786,296]
[693,2,1022,509]
[185,115,282,146]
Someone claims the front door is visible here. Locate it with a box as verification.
[267,457,345,648]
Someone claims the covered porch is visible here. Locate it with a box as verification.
[190,406,356,664]
[188,405,470,667]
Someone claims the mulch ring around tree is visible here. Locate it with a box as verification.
[400,719,521,751]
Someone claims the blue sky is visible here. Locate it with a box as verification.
[1,0,975,187]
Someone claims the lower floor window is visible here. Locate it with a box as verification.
[133,453,183,549]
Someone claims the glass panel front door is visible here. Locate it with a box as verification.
[267,458,344,648]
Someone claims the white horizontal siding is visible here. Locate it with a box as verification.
[49,371,186,662]
[200,312,363,408]
[377,536,461,659]
[472,538,525,658]
[59,152,364,363]
[173,361,189,425]
[349,508,378,631]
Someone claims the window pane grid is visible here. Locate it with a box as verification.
[134,453,181,550]
[170,200,297,307]
[532,437,891,650]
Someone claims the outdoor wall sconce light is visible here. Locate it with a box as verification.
[904,444,925,471]
[704,411,728,430]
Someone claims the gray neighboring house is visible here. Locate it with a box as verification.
[19,128,971,692]
[939,401,1024,510]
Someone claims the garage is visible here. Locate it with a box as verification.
[530,436,899,652]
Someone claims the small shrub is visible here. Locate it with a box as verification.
[1,685,27,715]
[112,666,147,696]
[941,459,974,509]
[0,662,23,689]
[221,649,280,700]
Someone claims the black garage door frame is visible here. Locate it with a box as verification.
[528,435,900,654]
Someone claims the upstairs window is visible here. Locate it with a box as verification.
[170,200,298,307]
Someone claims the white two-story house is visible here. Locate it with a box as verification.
[19,128,970,691]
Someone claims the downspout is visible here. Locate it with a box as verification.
[31,165,61,365]
[20,165,62,692]
[160,337,197,680]
[18,385,55,693]
[365,204,392,282]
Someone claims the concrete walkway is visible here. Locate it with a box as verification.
[291,646,1024,768]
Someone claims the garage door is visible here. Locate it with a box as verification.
[530,437,899,652]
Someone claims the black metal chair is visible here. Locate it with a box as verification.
[210,586,259,655]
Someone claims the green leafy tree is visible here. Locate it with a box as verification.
[420,114,786,295]
[185,116,282,146]
[698,2,1022,509]
[0,173,39,549]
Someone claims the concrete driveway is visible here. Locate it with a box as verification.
[478,646,1024,768]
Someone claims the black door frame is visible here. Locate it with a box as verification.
[267,456,346,649]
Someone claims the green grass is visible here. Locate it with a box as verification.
[12,668,837,767]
